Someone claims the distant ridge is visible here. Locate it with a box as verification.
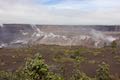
[1,24,120,32]
[0,24,119,48]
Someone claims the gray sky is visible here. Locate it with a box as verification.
[0,0,120,25]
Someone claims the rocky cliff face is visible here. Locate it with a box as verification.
[0,24,120,48]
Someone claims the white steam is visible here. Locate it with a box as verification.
[90,29,116,47]
[0,43,7,48]
[0,24,3,28]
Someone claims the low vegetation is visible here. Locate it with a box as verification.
[0,41,120,80]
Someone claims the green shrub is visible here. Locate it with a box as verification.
[0,71,27,80]
[96,62,111,80]
[71,70,91,80]
[111,41,117,48]
[23,53,63,80]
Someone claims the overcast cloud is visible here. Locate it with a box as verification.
[0,0,120,25]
